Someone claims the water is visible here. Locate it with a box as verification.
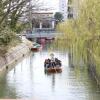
[0,50,100,100]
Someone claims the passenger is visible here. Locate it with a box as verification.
[55,58,62,67]
[44,59,48,68]
[47,58,51,68]
[50,53,55,61]
[50,53,56,68]
[58,59,62,66]
[44,58,52,68]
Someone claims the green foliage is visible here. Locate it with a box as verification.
[0,0,41,55]
[10,22,29,33]
[0,27,16,45]
[54,0,100,75]
[54,12,63,23]
[0,27,21,55]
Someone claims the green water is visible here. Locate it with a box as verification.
[0,50,100,100]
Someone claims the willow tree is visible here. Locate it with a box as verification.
[54,0,100,77]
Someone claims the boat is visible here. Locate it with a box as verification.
[45,67,62,73]
[31,42,42,51]
[44,56,62,73]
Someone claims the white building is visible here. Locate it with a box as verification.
[59,0,68,20]
[67,0,73,19]
[67,0,83,19]
[32,12,55,29]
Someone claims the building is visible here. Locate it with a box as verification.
[67,0,73,19]
[59,0,82,20]
[67,0,83,19]
[59,0,68,20]
[31,12,55,29]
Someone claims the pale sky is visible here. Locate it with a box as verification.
[41,0,59,12]
[33,0,68,12]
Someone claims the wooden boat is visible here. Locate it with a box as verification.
[44,58,62,73]
[45,67,62,73]
[31,42,42,51]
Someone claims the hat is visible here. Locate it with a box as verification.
[50,53,54,57]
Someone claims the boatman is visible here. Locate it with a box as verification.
[50,53,56,68]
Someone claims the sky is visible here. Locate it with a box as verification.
[41,0,59,12]
[33,0,68,12]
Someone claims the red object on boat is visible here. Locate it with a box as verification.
[31,42,42,51]
[45,67,62,73]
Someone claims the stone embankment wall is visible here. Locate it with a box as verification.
[0,38,33,72]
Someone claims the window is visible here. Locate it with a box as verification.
[68,13,73,19]
[68,7,73,13]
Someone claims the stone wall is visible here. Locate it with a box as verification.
[0,38,33,72]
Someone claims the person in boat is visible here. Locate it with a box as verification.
[47,58,51,68]
[44,59,47,68]
[50,53,56,68]
[44,59,51,68]
[55,58,62,67]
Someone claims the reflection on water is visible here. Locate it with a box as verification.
[0,51,100,100]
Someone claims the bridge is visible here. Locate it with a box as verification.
[25,28,61,40]
[26,32,59,40]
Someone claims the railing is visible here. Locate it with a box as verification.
[26,32,61,39]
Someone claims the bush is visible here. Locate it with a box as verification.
[0,27,21,55]
[0,27,17,45]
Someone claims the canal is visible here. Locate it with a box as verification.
[0,49,100,100]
